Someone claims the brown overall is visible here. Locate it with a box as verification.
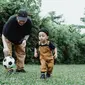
[38,41,54,74]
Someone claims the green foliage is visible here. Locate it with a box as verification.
[80,34,85,45]
[49,25,81,64]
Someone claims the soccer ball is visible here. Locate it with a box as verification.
[3,56,15,68]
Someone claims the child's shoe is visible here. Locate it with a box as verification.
[46,73,51,78]
[40,73,45,79]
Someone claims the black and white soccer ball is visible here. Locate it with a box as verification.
[3,56,15,68]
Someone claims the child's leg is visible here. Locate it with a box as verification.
[40,59,47,79]
[40,59,47,72]
[46,59,54,77]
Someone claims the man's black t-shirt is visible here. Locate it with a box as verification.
[2,15,32,44]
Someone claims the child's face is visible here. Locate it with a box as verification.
[39,32,48,42]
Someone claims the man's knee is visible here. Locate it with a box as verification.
[3,48,9,52]
[3,48,10,56]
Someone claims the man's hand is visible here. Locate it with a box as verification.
[22,39,26,47]
[24,35,29,41]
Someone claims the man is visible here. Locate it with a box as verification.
[2,9,32,72]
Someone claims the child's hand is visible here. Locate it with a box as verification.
[34,53,38,58]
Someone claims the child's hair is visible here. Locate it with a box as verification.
[39,28,49,36]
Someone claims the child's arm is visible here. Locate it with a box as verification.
[34,48,38,58]
[53,47,57,59]
[49,42,57,59]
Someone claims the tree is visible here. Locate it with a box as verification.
[80,8,85,23]
[49,11,65,25]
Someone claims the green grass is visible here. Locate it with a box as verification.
[0,64,85,85]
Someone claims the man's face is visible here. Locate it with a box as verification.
[17,17,27,26]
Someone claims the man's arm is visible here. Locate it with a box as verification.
[21,35,29,47]
[2,34,8,49]
[24,35,29,41]
[2,34,9,57]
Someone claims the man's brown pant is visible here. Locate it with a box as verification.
[40,59,54,74]
[2,36,26,70]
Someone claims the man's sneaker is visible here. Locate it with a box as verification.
[40,73,45,79]
[46,73,51,78]
[7,69,14,74]
[16,69,26,73]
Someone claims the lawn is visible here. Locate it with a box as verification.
[0,64,85,85]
